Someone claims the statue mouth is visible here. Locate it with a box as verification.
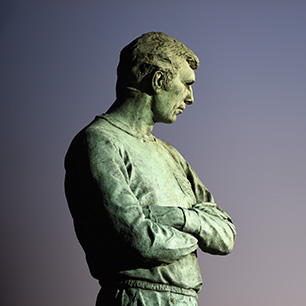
[177,106,185,114]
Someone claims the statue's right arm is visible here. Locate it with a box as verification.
[140,142,236,256]
[66,129,198,265]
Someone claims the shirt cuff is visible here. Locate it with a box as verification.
[180,208,201,236]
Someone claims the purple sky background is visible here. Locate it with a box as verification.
[1,0,306,305]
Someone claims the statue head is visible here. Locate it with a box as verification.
[116,32,199,99]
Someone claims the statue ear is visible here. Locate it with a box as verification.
[152,71,164,93]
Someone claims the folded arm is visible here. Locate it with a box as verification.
[143,203,236,255]
[65,129,198,265]
[142,143,236,255]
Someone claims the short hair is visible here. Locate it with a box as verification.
[116,32,199,98]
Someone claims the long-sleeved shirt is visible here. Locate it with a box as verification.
[64,114,236,293]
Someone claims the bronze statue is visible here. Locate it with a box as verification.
[65,32,236,305]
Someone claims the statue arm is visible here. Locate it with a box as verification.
[85,131,198,264]
[184,162,236,255]
[142,150,236,255]
[180,202,236,255]
[144,203,235,255]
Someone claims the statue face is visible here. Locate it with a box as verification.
[152,58,195,124]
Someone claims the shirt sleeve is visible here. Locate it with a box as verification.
[152,139,236,255]
[181,203,236,255]
[181,162,236,255]
[143,202,236,256]
[82,129,198,264]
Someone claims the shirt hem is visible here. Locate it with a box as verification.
[100,279,199,298]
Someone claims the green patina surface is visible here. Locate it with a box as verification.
[65,32,236,305]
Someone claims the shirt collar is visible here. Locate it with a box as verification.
[97,114,157,142]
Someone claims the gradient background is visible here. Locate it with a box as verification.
[1,0,306,305]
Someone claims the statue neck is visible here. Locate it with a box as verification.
[106,89,155,136]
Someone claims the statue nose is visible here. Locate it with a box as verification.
[185,98,193,105]
[185,87,194,105]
